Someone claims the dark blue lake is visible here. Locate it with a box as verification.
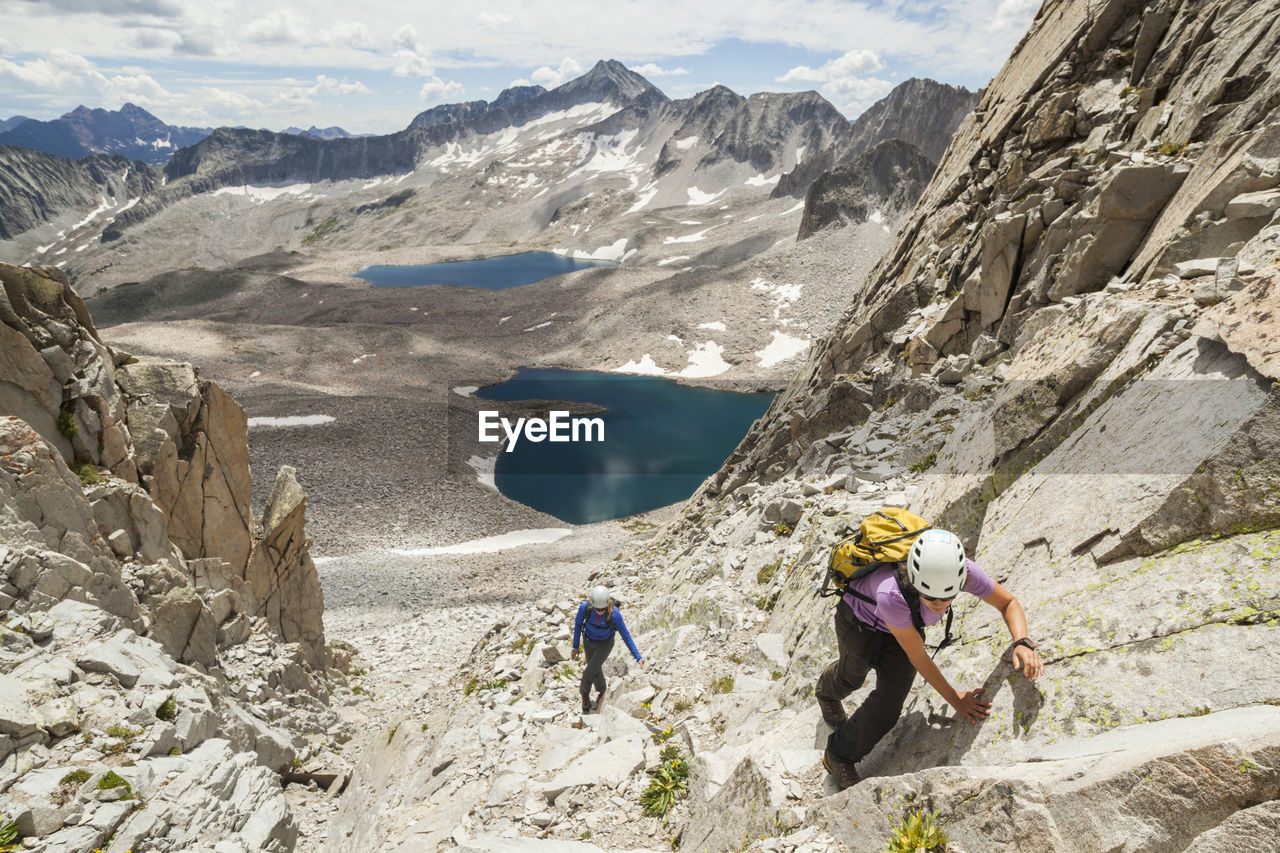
[356,252,617,289]
[476,368,773,524]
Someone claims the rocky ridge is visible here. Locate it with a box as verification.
[0,263,361,850]
[314,0,1280,850]
[796,138,937,239]
[0,147,161,241]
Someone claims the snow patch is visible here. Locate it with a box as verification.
[73,197,111,229]
[524,321,553,331]
[687,186,725,206]
[213,182,314,203]
[656,256,690,266]
[393,527,573,556]
[247,415,336,428]
[466,455,496,490]
[780,202,804,215]
[573,238,628,261]
[612,354,667,376]
[663,226,717,244]
[756,331,811,368]
[697,321,727,331]
[746,173,780,187]
[674,136,699,150]
[869,210,885,224]
[679,341,732,378]
[453,386,478,398]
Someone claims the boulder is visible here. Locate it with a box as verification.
[540,733,644,800]
[148,585,218,668]
[682,757,780,853]
[243,466,327,668]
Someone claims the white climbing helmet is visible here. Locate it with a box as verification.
[589,585,611,609]
[906,529,967,599]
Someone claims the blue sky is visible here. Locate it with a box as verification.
[0,0,1040,134]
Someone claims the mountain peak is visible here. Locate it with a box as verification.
[563,59,663,103]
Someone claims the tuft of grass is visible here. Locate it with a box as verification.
[57,406,78,441]
[756,561,780,585]
[711,676,735,694]
[0,816,17,849]
[95,770,132,795]
[885,809,947,853]
[156,695,177,722]
[70,462,103,485]
[60,769,91,786]
[387,725,398,745]
[773,521,793,537]
[672,697,693,713]
[1156,140,1186,157]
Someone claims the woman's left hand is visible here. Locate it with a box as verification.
[1012,645,1043,680]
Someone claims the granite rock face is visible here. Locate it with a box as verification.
[0,266,338,850]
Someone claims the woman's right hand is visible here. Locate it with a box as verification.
[570,649,579,660]
[952,688,991,722]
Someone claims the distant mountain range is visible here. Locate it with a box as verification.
[0,104,212,166]
[281,125,368,140]
[0,61,978,249]
[0,115,31,134]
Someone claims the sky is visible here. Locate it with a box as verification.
[0,0,1041,135]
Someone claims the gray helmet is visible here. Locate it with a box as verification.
[906,529,967,598]
[589,585,611,609]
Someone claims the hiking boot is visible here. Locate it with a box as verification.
[581,695,592,714]
[593,692,606,712]
[817,697,847,729]
[822,749,861,791]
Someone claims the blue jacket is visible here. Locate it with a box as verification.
[573,602,642,661]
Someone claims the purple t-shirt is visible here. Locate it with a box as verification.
[843,559,994,632]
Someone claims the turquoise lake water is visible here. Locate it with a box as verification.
[355,252,617,289]
[476,368,774,525]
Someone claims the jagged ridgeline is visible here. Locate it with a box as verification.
[0,263,360,849]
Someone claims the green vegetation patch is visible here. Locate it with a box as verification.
[640,745,689,819]
[886,809,947,853]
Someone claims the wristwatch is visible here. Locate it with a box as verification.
[1011,638,1037,652]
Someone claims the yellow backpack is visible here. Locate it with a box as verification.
[822,507,931,597]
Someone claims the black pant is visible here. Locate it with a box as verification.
[817,600,917,763]
[580,635,615,698]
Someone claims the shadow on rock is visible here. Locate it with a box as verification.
[856,652,1044,777]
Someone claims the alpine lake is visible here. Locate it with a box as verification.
[358,254,775,525]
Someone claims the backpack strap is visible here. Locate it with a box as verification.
[893,566,956,658]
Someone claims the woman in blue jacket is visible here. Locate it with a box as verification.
[571,585,644,713]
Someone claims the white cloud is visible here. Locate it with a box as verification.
[245,10,310,46]
[630,63,689,77]
[508,77,532,87]
[778,49,883,83]
[824,76,895,115]
[530,57,582,88]
[476,12,513,28]
[328,21,373,49]
[776,49,893,117]
[391,23,434,77]
[419,76,464,103]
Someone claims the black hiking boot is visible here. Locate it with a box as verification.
[822,749,862,791]
[817,697,847,729]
